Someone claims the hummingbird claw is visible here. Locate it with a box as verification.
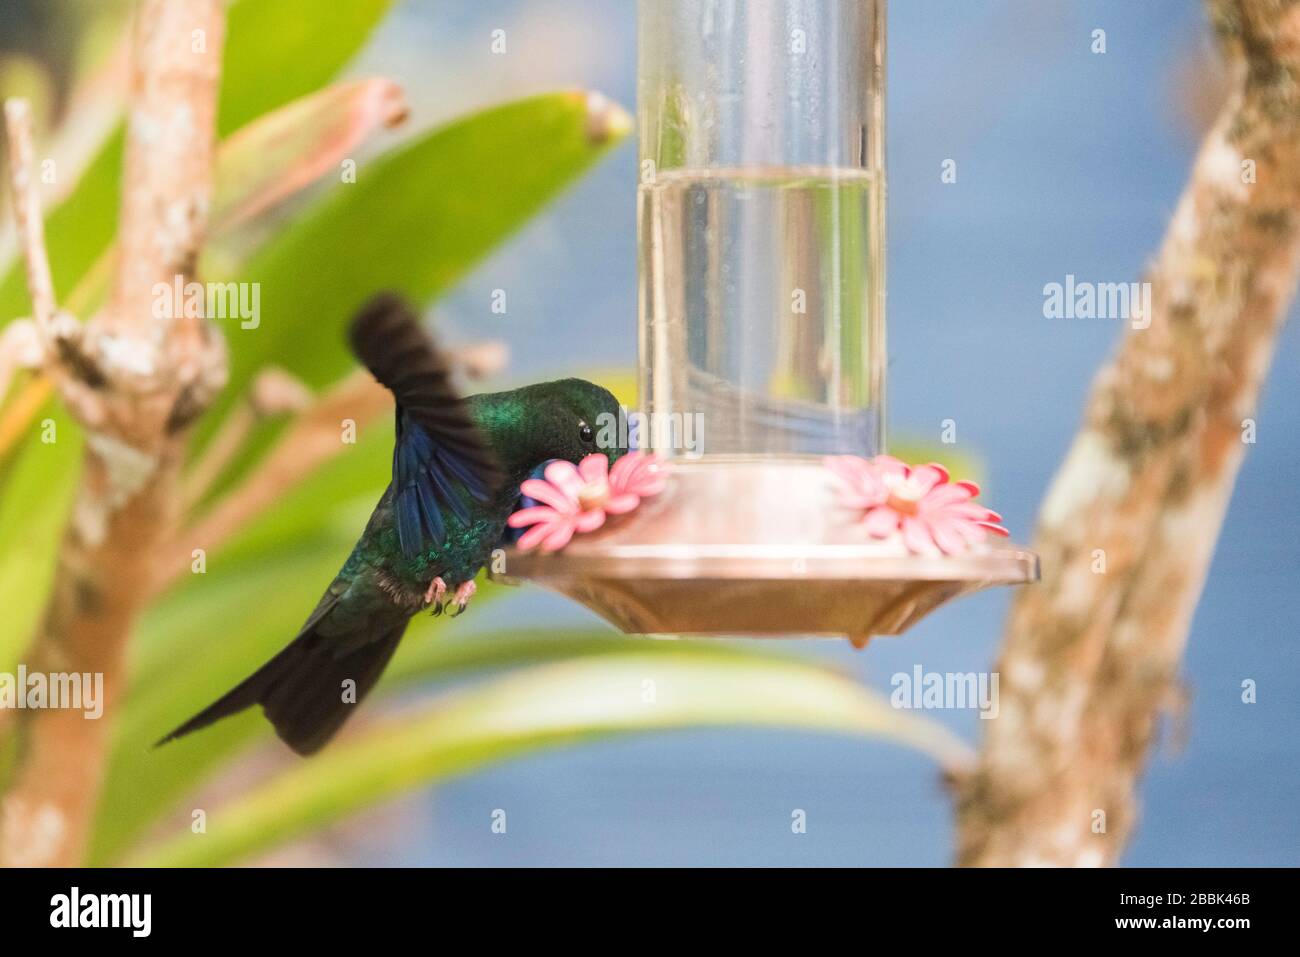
[424,576,447,608]
[448,580,476,617]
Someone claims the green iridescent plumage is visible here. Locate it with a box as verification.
[353,379,623,592]
[160,296,624,755]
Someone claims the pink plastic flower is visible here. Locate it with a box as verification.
[825,454,1009,556]
[508,452,668,552]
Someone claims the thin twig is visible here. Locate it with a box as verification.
[0,320,42,404]
[3,100,57,337]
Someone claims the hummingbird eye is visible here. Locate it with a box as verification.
[578,421,595,445]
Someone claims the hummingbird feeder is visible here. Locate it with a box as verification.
[496,0,1038,643]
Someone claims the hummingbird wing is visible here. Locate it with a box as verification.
[349,292,503,559]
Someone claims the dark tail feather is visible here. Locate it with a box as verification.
[157,624,407,757]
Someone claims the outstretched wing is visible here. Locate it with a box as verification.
[349,292,503,559]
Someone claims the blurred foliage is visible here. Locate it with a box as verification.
[0,0,395,325]
[191,90,630,500]
[1,0,962,866]
[128,647,971,866]
[0,0,88,121]
[0,0,402,674]
[0,408,80,674]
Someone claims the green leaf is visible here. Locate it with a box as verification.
[0,0,396,325]
[216,0,395,138]
[126,650,972,866]
[66,76,412,313]
[204,91,630,438]
[0,407,82,674]
[92,614,623,862]
[93,613,612,864]
[212,77,408,234]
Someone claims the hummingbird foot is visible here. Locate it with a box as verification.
[448,580,477,617]
[425,576,448,614]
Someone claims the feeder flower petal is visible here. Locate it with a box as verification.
[610,450,668,499]
[825,454,1009,556]
[824,455,887,509]
[578,455,610,484]
[862,505,898,537]
[518,477,576,513]
[575,508,607,533]
[543,460,586,500]
[509,452,669,552]
[604,494,641,515]
[514,519,563,552]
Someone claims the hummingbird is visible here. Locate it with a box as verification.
[159,292,625,755]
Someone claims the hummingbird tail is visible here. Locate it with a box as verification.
[156,621,407,756]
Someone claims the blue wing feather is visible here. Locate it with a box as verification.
[394,485,426,560]
[392,408,479,559]
[412,470,446,542]
[426,451,472,524]
[436,449,492,501]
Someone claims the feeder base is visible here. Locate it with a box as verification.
[492,458,1038,638]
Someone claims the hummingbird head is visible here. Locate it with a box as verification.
[469,377,627,480]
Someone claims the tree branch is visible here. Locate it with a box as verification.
[955,0,1300,866]
[0,0,227,867]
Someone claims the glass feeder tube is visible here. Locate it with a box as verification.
[637,0,886,458]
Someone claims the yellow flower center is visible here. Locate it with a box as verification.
[883,474,924,516]
[578,479,610,511]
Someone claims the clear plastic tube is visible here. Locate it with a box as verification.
[637,0,886,457]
